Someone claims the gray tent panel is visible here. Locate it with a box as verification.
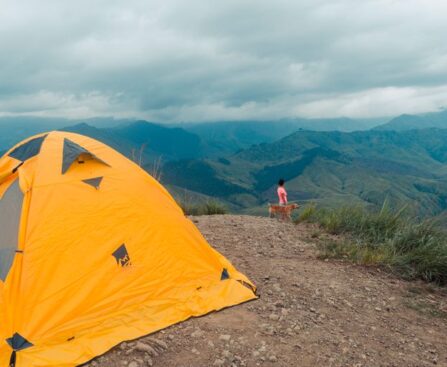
[6,332,33,351]
[8,135,47,161]
[82,176,103,189]
[62,139,109,174]
[0,180,23,281]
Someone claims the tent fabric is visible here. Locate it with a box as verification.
[0,159,20,185]
[0,131,256,367]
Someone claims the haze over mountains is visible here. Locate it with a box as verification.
[2,109,447,221]
[0,117,128,153]
[375,110,447,131]
[0,115,387,154]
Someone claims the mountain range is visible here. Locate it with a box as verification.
[0,115,387,154]
[162,128,447,218]
[2,109,447,221]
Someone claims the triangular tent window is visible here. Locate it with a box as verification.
[62,139,109,174]
[221,268,230,280]
[82,177,103,190]
[0,179,23,281]
[8,135,47,162]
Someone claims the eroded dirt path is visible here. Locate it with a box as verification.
[86,215,447,367]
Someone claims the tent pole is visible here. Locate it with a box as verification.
[9,350,16,367]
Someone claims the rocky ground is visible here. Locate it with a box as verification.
[85,215,447,367]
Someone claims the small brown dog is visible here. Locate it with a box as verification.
[268,203,299,221]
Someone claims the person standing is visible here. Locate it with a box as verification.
[277,179,288,205]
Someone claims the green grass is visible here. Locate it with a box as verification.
[201,201,228,215]
[180,200,228,216]
[316,239,392,265]
[299,202,447,285]
[296,202,317,223]
[404,298,447,319]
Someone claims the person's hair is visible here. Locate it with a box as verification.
[278,179,285,186]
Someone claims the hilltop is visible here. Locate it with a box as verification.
[84,215,447,367]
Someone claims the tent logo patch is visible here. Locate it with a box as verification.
[112,244,132,267]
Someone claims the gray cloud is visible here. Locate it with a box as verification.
[1,0,447,121]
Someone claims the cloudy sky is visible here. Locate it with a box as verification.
[1,0,447,122]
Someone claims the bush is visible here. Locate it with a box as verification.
[179,203,201,216]
[300,202,447,285]
[295,202,317,223]
[180,200,228,216]
[201,200,228,215]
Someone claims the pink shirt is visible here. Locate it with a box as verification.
[277,186,287,204]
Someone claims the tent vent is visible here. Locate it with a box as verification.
[82,177,103,190]
[221,268,230,280]
[6,332,33,351]
[62,139,109,174]
[112,244,132,267]
[9,135,47,162]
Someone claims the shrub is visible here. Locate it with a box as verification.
[180,200,227,216]
[201,200,228,215]
[295,202,317,223]
[179,202,201,216]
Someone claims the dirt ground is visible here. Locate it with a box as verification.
[85,215,447,367]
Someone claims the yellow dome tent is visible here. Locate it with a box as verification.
[0,132,256,367]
